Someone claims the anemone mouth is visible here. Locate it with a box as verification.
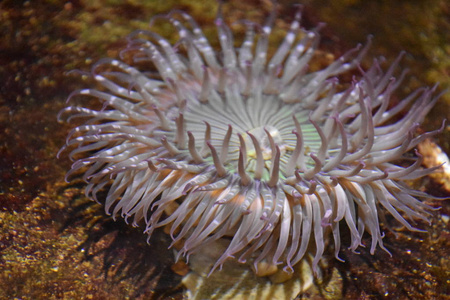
[60,5,443,276]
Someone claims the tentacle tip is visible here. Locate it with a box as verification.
[335,253,345,263]
[282,265,294,274]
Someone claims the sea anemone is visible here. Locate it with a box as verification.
[59,5,444,277]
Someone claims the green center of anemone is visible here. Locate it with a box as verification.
[182,97,323,183]
[240,125,289,181]
[242,125,286,161]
